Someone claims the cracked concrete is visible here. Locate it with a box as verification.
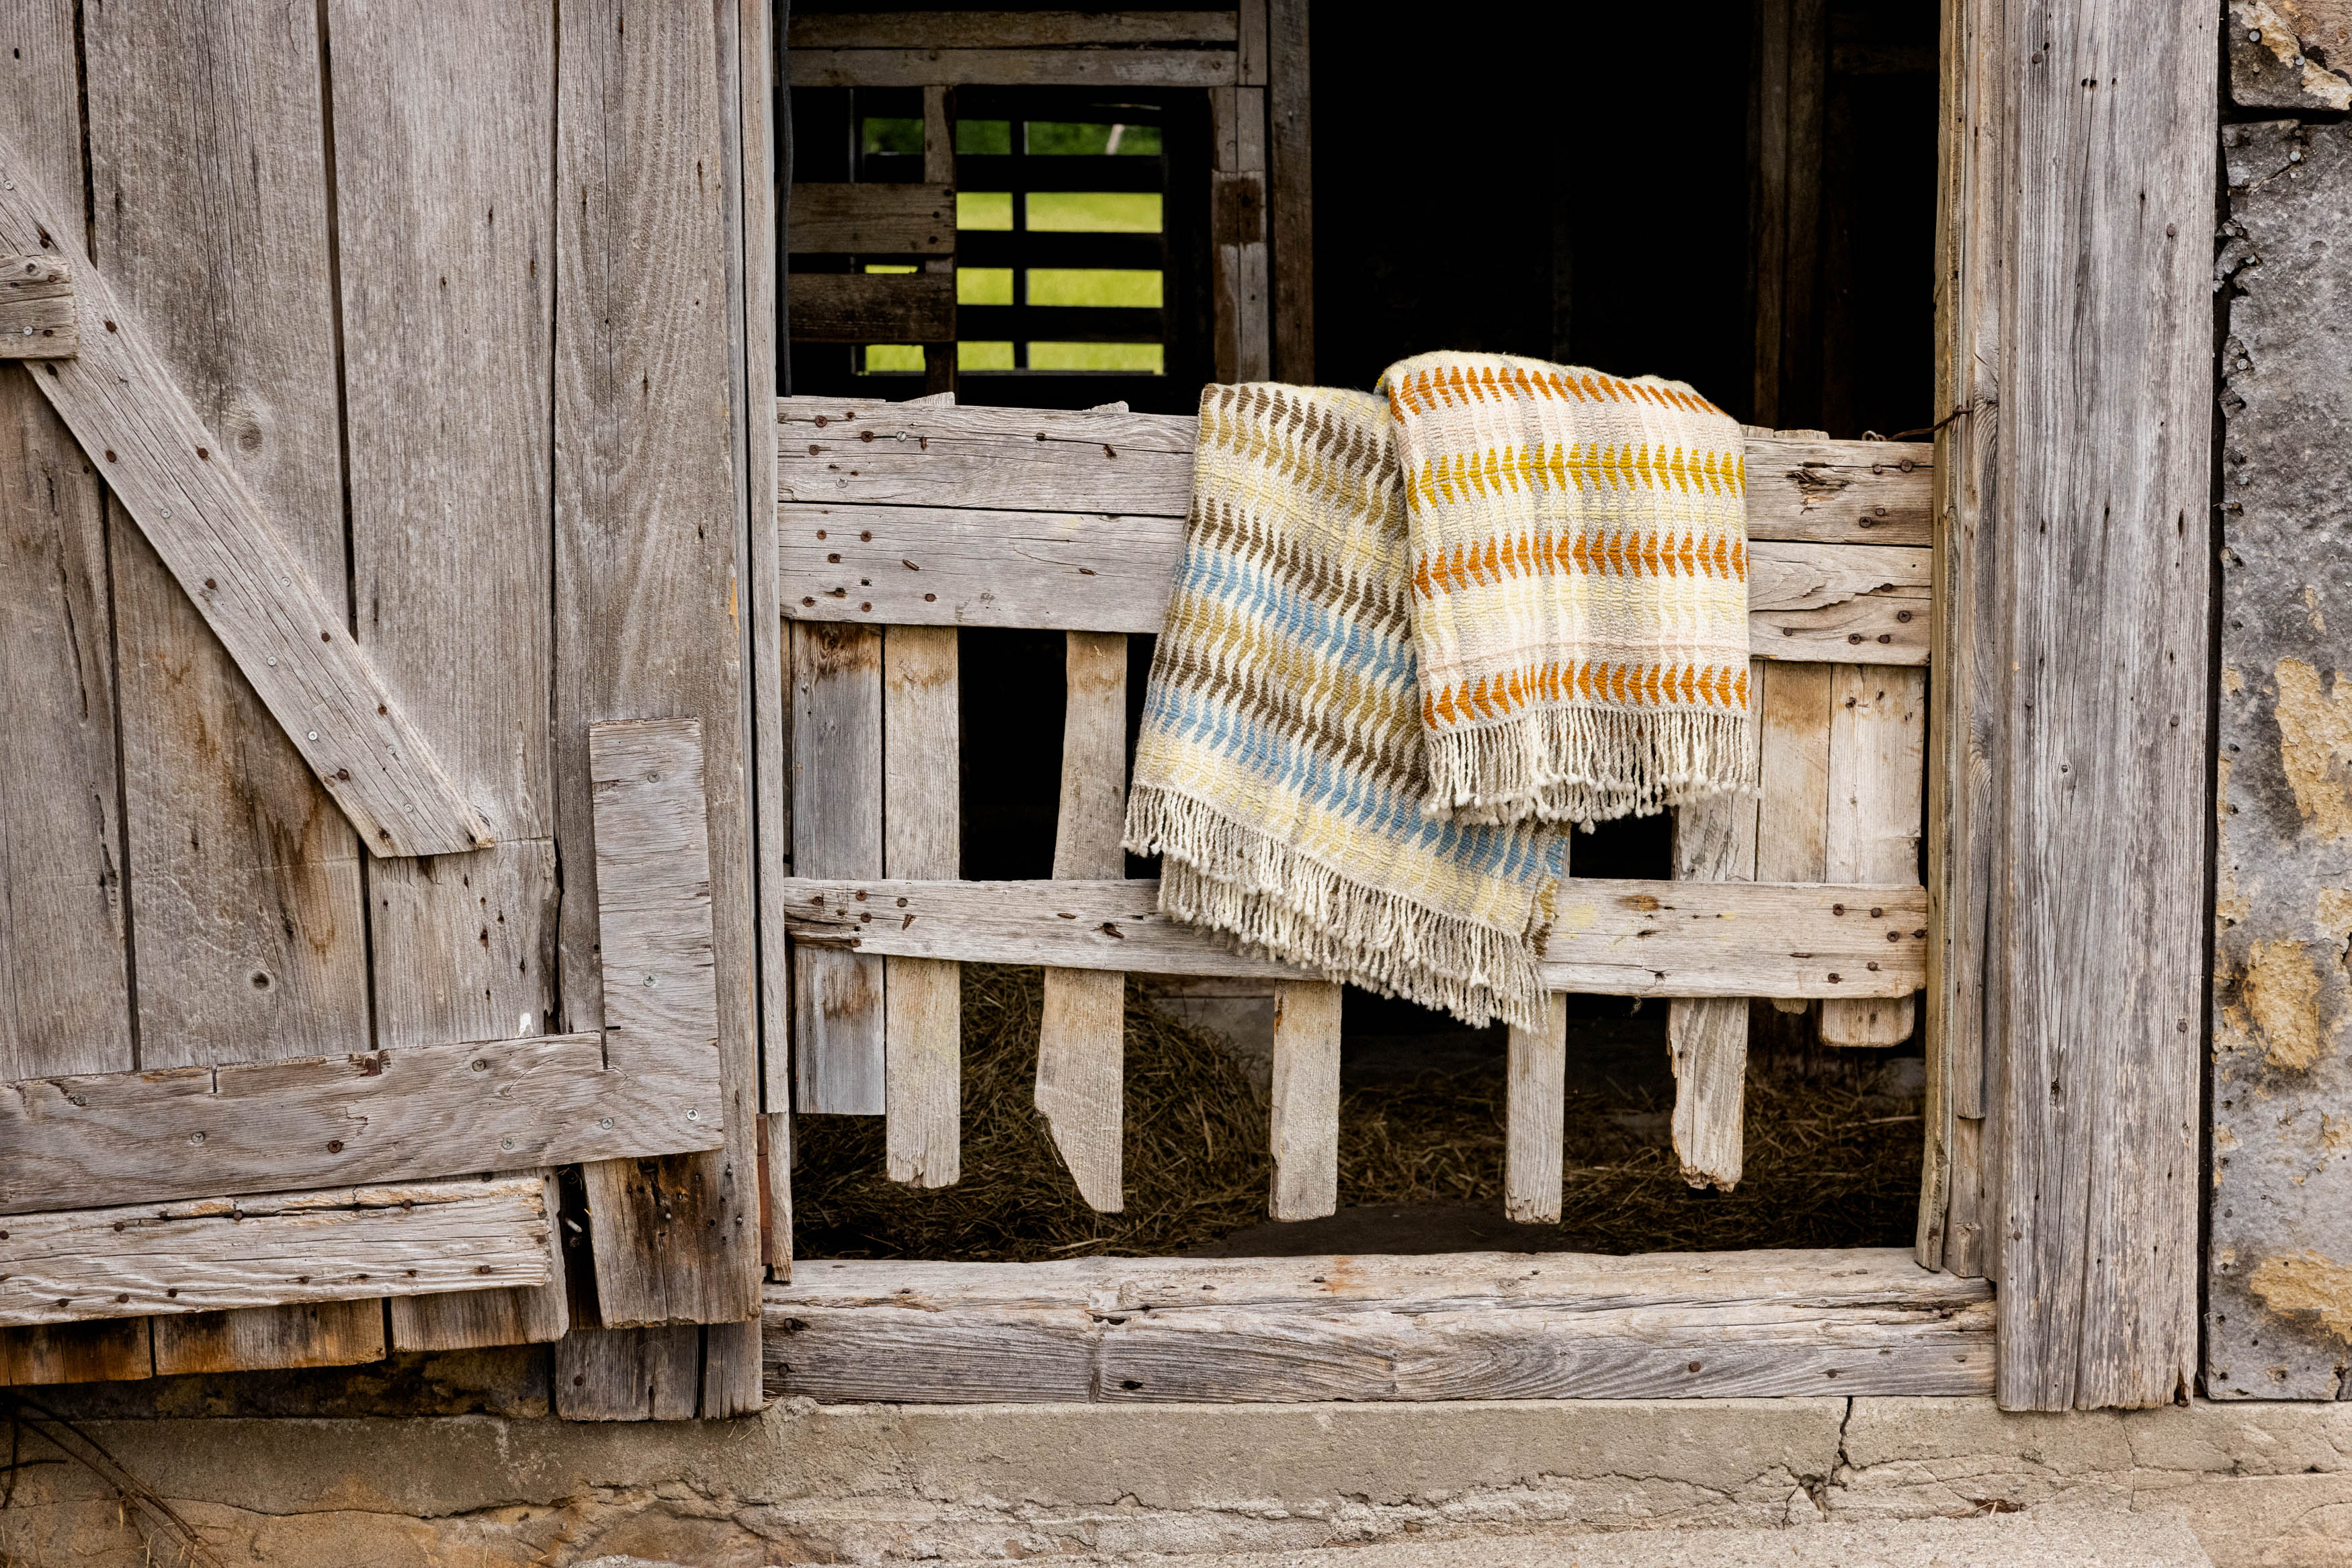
[0,1398,2345,1567]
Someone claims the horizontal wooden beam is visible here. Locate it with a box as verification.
[788,271,956,343]
[0,253,75,357]
[781,875,1925,998]
[0,1031,722,1216]
[763,1248,1993,1403]
[788,183,957,255]
[788,11,1240,49]
[779,504,1927,661]
[790,47,1238,90]
[0,1176,552,1327]
[0,132,493,858]
[778,398,1932,544]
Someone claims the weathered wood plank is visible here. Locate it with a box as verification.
[784,876,1927,1000]
[0,1029,718,1216]
[790,183,956,255]
[1669,678,1762,1190]
[1267,0,1311,382]
[388,1170,568,1349]
[1992,0,2210,1411]
[1503,991,1568,1224]
[0,1320,153,1388]
[884,627,962,1188]
[1210,87,1270,383]
[0,1176,553,1327]
[781,503,1925,660]
[792,623,888,1114]
[790,47,1238,90]
[151,1300,384,1377]
[1037,632,1130,1213]
[0,135,491,859]
[1756,659,1835,1014]
[0,254,73,355]
[787,271,956,343]
[554,1324,705,1420]
[790,11,1238,48]
[1820,666,1925,1047]
[763,1249,1994,1404]
[1267,980,1341,1221]
[778,399,1931,543]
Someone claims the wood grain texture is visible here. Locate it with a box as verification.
[150,1299,384,1377]
[1267,981,1341,1221]
[792,622,887,1114]
[1991,0,2209,1411]
[0,1029,719,1215]
[388,1170,568,1349]
[1037,632,1129,1213]
[556,0,765,1364]
[790,183,956,255]
[0,136,490,860]
[0,1319,152,1388]
[554,1323,703,1420]
[0,254,73,355]
[782,502,1925,658]
[1267,0,1311,381]
[790,12,1239,48]
[884,627,961,1188]
[1210,87,1270,383]
[1503,991,1568,1224]
[1669,676,1762,1189]
[784,877,1927,999]
[0,1176,553,1327]
[786,271,956,343]
[1820,666,1925,1047]
[765,1248,1993,1404]
[1757,659,1835,1014]
[790,47,1238,89]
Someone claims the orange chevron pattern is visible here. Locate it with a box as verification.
[1406,441,1746,508]
[1384,361,1728,421]
[1421,660,1751,730]
[1411,526,1747,599]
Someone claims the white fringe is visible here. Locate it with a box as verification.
[1126,786,1552,1033]
[1423,706,1757,829]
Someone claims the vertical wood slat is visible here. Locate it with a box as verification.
[884,626,962,1187]
[921,85,958,398]
[1208,87,1269,384]
[1265,0,1311,382]
[1992,0,2210,1411]
[1267,979,1341,1221]
[330,0,566,1358]
[1669,669,1763,1190]
[1921,0,2003,1278]
[792,623,887,1113]
[0,0,129,1091]
[1820,667,1926,1047]
[1503,991,1568,1223]
[553,1321,702,1421]
[1036,631,1128,1213]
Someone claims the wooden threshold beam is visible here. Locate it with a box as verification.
[0,133,491,858]
[781,875,1925,1000]
[0,1176,552,1327]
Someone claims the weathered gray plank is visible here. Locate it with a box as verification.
[884,627,962,1188]
[1503,991,1568,1224]
[556,0,765,1358]
[789,183,956,255]
[151,1299,384,1377]
[1757,659,1835,1015]
[0,1029,718,1216]
[0,254,73,355]
[780,503,1926,660]
[1267,0,1312,382]
[554,1323,703,1420]
[1669,676,1762,1190]
[0,1176,553,1327]
[327,0,562,1353]
[1820,666,1925,1047]
[388,1170,568,1350]
[788,11,1238,48]
[1036,632,1130,1213]
[0,134,491,859]
[789,47,1238,89]
[1992,0,2210,1412]
[1267,980,1341,1221]
[792,623,887,1114]
[786,271,956,343]
[784,877,1927,1000]
[1210,87,1270,383]
[2206,120,2352,1401]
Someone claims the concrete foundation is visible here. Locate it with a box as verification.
[0,1397,2345,1567]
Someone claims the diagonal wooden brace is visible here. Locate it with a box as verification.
[0,135,491,858]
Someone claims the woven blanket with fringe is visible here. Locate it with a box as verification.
[1122,383,1568,1032]
[1382,351,1755,826]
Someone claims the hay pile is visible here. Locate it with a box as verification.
[792,965,1923,1261]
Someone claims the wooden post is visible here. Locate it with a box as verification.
[1820,666,1926,1047]
[1266,0,1312,382]
[792,622,887,1113]
[1036,631,1128,1211]
[1757,660,1834,1018]
[1669,674,1762,1190]
[1990,0,2210,1411]
[884,625,962,1186]
[1504,991,1568,1223]
[921,85,958,398]
[1208,87,1269,383]
[1268,979,1341,1221]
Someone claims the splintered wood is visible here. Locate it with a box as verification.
[1036,632,1130,1213]
[1504,991,1569,1223]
